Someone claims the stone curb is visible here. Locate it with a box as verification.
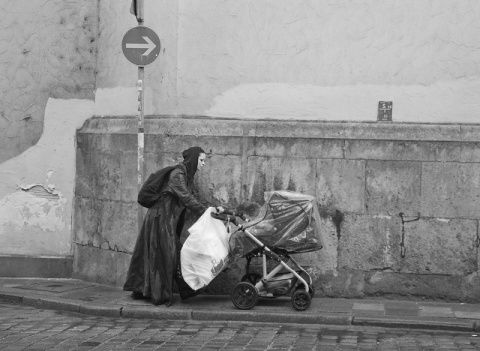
[191,310,352,326]
[1,291,478,331]
[0,292,24,304]
[118,305,352,326]
[78,303,122,318]
[352,316,476,332]
[121,305,192,321]
[23,296,83,314]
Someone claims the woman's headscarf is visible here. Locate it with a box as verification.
[182,146,205,179]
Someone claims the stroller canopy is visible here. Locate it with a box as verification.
[230,190,324,257]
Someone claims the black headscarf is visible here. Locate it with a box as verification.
[182,146,205,179]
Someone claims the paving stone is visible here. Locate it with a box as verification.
[353,303,385,311]
[385,307,419,317]
[419,306,455,318]
[455,311,480,319]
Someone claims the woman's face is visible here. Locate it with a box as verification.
[197,153,206,171]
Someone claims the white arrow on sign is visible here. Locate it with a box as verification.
[126,36,156,56]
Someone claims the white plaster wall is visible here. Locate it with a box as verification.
[175,0,480,122]
[205,81,480,122]
[0,99,94,256]
[94,0,480,123]
[94,0,178,116]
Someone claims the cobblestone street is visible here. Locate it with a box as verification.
[2,303,480,350]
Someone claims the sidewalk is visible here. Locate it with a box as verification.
[1,277,479,332]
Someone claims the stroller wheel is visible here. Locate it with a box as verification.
[241,273,262,285]
[231,282,259,310]
[295,284,315,298]
[291,289,312,311]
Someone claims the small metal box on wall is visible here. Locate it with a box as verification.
[377,101,393,121]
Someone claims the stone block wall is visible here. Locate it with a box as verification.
[74,117,480,301]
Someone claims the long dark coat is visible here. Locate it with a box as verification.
[123,163,209,306]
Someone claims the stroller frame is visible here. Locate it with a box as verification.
[214,211,315,311]
[236,226,314,310]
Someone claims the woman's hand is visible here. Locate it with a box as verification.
[215,206,225,214]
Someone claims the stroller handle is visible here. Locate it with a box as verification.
[223,209,246,219]
[211,210,248,224]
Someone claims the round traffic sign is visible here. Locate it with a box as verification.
[122,26,161,66]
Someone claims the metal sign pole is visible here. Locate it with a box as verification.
[124,1,159,234]
[137,0,145,234]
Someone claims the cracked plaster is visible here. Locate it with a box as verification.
[0,98,94,256]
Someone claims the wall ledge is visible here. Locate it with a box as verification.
[83,115,480,142]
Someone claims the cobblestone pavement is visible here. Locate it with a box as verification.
[2,303,480,351]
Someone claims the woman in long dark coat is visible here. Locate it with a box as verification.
[123,146,223,306]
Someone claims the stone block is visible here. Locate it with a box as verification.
[121,305,191,320]
[397,218,477,275]
[253,120,335,139]
[254,137,344,159]
[23,296,80,313]
[365,160,422,215]
[314,269,365,298]
[0,294,23,304]
[76,133,90,150]
[345,140,461,162]
[252,121,462,141]
[120,150,138,202]
[196,154,243,206]
[246,156,316,204]
[148,134,244,156]
[351,123,460,142]
[455,311,480,319]
[75,147,93,198]
[78,117,136,134]
[192,310,352,326]
[109,133,137,151]
[316,159,365,214]
[77,304,122,318]
[291,215,339,274]
[147,117,248,137]
[143,151,181,177]
[422,162,480,218]
[338,214,477,276]
[73,244,131,287]
[74,198,138,253]
[460,142,480,162]
[338,214,401,271]
[419,306,454,318]
[77,133,136,152]
[364,271,480,302]
[75,148,124,201]
[460,125,480,142]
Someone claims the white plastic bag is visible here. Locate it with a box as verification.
[181,207,230,290]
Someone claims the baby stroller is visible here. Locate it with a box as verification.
[212,190,324,311]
